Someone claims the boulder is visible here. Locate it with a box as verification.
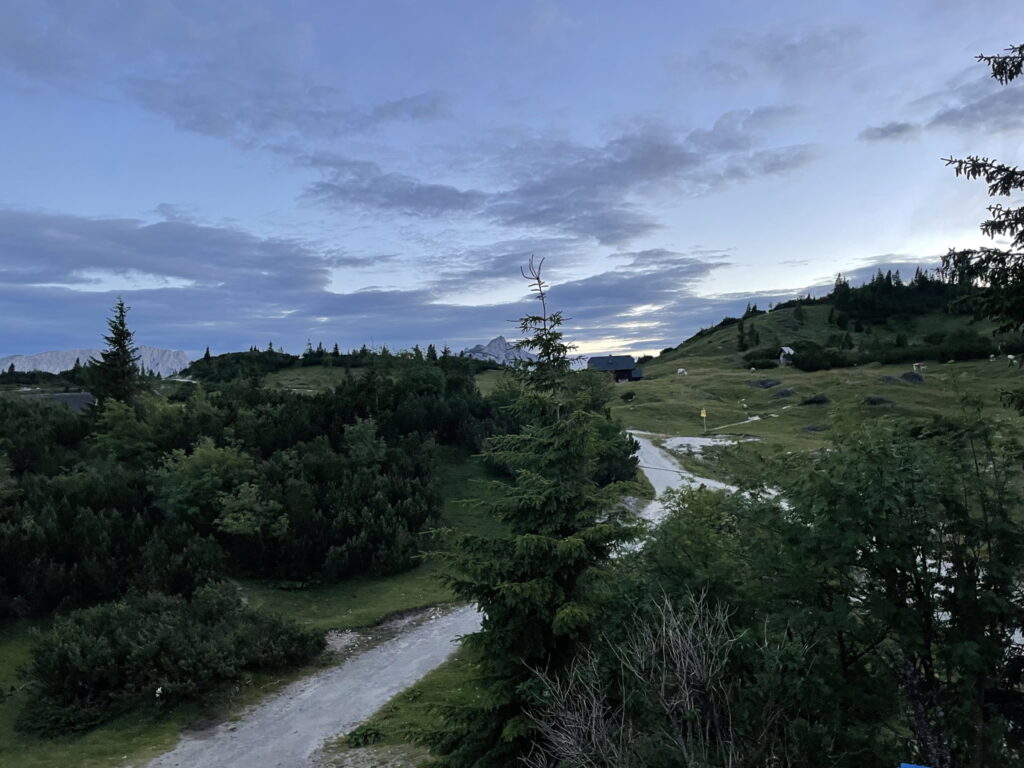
[863,395,892,406]
[799,394,830,406]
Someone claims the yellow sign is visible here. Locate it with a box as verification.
[700,408,706,419]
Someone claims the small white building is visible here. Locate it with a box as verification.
[779,346,795,366]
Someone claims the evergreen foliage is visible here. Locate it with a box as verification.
[89,298,140,403]
[427,258,640,766]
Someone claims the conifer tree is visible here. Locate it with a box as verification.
[203,346,211,360]
[428,257,638,766]
[89,298,140,403]
[942,44,1024,332]
[426,343,438,361]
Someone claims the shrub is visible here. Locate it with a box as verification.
[17,583,324,734]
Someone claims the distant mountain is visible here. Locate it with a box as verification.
[0,346,192,376]
[461,336,537,365]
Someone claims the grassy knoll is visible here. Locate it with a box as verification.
[0,447,502,768]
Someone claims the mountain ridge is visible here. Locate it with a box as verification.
[461,336,537,364]
[0,346,192,376]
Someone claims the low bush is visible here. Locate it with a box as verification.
[17,582,324,734]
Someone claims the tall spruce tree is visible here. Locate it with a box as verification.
[428,257,638,766]
[941,44,1024,411]
[942,44,1024,330]
[89,298,140,403]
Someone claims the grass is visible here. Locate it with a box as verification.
[320,648,485,761]
[474,369,509,396]
[263,365,363,392]
[614,318,1024,488]
[0,446,503,768]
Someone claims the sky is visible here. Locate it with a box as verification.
[1,0,1022,359]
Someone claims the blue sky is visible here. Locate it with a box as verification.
[1,1,1021,358]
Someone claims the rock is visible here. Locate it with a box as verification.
[461,336,537,365]
[0,346,191,376]
[772,388,796,399]
[863,395,892,406]
[900,371,925,384]
[799,393,830,405]
[803,424,831,433]
[880,375,900,384]
[749,378,782,389]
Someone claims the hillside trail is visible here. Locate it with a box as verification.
[629,431,738,523]
[146,436,693,768]
[145,606,480,768]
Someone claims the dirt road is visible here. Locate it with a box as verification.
[147,605,480,768]
[630,431,736,525]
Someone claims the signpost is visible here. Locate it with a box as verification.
[700,408,707,433]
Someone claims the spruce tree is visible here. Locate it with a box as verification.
[89,298,140,403]
[942,44,1024,331]
[203,346,211,360]
[426,343,438,361]
[428,257,638,766]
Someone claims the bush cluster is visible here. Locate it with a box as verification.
[18,583,324,734]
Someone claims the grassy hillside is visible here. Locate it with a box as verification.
[649,304,998,373]
[610,303,1023,487]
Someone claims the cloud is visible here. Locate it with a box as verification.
[0,207,750,357]
[858,121,920,141]
[928,81,1024,134]
[693,25,866,87]
[0,1,449,143]
[298,118,816,245]
[301,154,487,216]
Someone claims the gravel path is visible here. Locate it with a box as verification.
[630,431,736,525]
[147,605,481,768]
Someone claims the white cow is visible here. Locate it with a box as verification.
[676,368,688,376]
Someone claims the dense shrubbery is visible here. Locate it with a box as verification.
[18,583,324,734]
[0,352,499,618]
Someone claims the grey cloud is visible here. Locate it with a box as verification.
[302,154,487,216]
[928,83,1024,134]
[297,109,815,245]
[0,206,915,361]
[0,209,332,294]
[859,121,920,141]
[695,25,866,86]
[0,1,449,142]
[0,206,752,359]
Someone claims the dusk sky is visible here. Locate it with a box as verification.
[2,1,1022,359]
